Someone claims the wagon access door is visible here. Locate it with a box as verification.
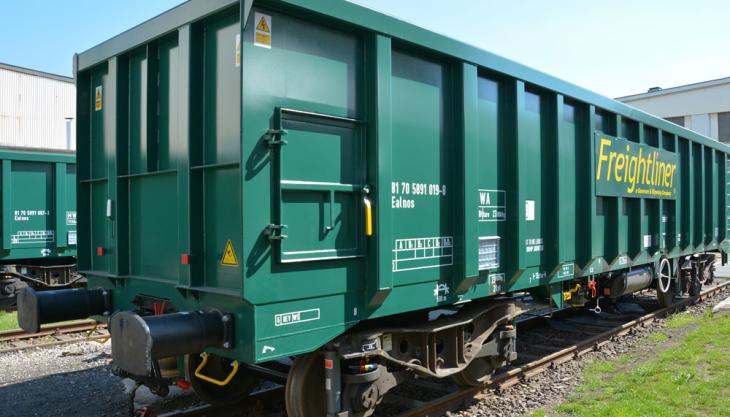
[270,108,367,263]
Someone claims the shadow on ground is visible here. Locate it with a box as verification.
[0,365,128,417]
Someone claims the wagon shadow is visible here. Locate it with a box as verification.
[0,366,127,417]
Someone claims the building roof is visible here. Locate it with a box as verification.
[617,76,730,101]
[0,62,73,83]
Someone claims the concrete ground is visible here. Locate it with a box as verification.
[713,257,730,313]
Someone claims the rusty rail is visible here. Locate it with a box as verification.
[0,320,108,353]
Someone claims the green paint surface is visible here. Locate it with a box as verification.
[0,150,76,261]
[74,0,730,365]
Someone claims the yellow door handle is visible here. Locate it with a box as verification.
[363,196,373,237]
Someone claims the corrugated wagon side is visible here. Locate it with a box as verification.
[17,0,730,415]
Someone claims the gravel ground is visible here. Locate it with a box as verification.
[0,342,128,417]
[446,285,730,417]
[0,339,239,417]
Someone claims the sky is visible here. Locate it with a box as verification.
[2,0,729,98]
[0,0,183,75]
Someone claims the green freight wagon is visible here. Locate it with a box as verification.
[18,1,729,415]
[0,148,78,309]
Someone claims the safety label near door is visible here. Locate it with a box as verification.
[220,239,239,267]
[254,12,272,49]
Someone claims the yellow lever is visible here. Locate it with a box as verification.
[194,352,240,386]
[363,196,373,237]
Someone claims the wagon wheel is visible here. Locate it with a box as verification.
[705,264,715,285]
[285,352,372,417]
[697,260,713,285]
[656,258,674,308]
[688,263,702,297]
[185,353,257,405]
[451,356,501,387]
[285,352,326,417]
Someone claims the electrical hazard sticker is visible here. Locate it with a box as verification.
[254,12,271,49]
[95,86,102,111]
[221,240,239,267]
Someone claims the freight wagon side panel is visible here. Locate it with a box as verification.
[0,151,76,261]
[388,50,454,290]
[721,154,730,247]
[660,132,676,254]
[74,0,730,365]
[241,7,371,359]
[475,76,505,294]
[77,7,246,288]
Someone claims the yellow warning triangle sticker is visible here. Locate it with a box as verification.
[256,16,270,33]
[221,240,239,267]
[95,89,101,99]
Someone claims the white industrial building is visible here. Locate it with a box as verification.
[618,77,730,144]
[0,63,75,150]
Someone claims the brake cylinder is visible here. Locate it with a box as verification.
[603,267,653,299]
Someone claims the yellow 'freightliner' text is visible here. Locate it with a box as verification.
[596,138,677,195]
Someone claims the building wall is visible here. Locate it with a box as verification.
[0,65,75,150]
[619,80,730,144]
[621,83,730,118]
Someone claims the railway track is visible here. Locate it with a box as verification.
[146,279,730,417]
[392,279,730,417]
[0,320,108,354]
[150,387,283,417]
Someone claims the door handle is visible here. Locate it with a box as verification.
[363,196,373,237]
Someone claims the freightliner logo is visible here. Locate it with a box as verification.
[595,133,678,200]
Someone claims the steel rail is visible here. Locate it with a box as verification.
[0,320,103,342]
[0,320,108,353]
[155,387,284,417]
[395,280,730,417]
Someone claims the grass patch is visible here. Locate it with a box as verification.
[0,311,18,331]
[531,310,730,417]
[665,312,701,329]
[646,332,668,343]
[0,311,88,333]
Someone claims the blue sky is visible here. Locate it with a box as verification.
[0,0,183,76]
[2,0,729,98]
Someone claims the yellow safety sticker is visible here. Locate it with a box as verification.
[95,86,102,111]
[254,12,271,49]
[256,14,270,33]
[235,33,241,67]
[221,240,239,267]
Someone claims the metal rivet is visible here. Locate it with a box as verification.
[223,342,231,349]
